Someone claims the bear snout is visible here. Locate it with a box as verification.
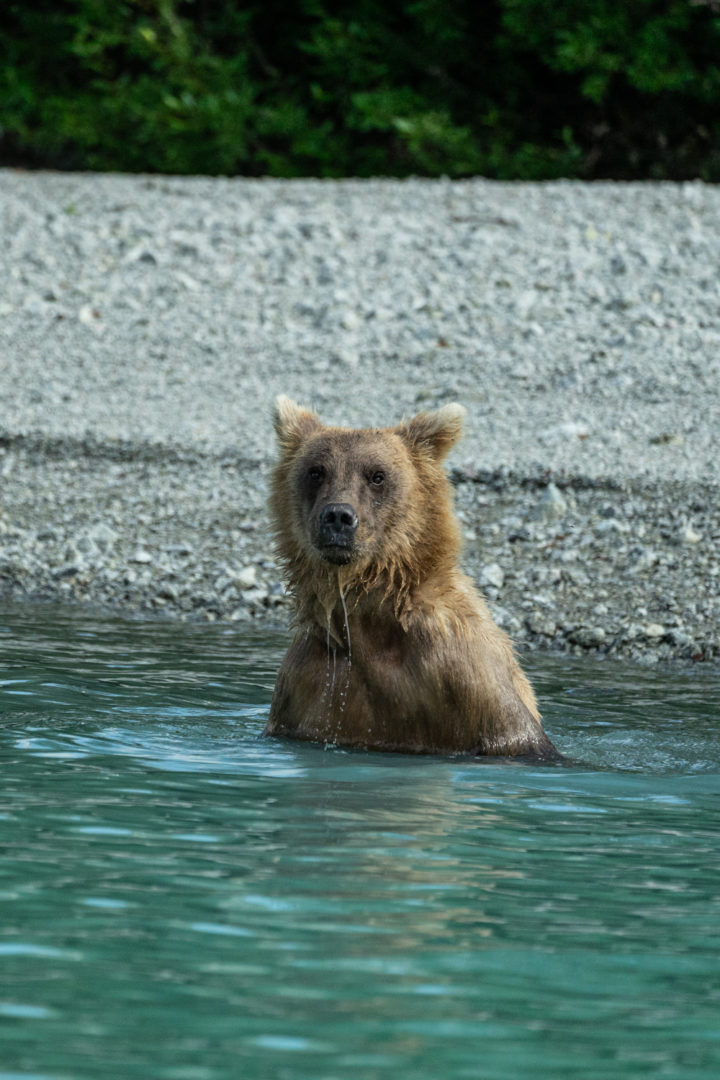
[316,502,359,563]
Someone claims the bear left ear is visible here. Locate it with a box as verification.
[396,403,466,461]
[273,395,321,450]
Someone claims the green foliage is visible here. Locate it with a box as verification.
[1,0,719,178]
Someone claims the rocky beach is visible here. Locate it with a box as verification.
[1,169,718,663]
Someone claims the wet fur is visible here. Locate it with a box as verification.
[266,397,558,759]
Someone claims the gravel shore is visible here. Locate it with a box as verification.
[1,169,719,663]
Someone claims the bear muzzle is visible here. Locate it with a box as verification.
[315,502,359,564]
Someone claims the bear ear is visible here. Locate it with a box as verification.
[396,403,466,461]
[273,395,321,450]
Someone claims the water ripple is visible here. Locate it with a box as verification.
[0,602,718,1080]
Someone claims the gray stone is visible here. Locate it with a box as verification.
[1,170,719,666]
[87,523,118,551]
[681,523,702,545]
[532,483,568,523]
[528,615,557,637]
[568,626,607,648]
[479,563,505,590]
[235,565,257,588]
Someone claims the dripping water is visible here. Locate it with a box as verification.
[336,586,352,722]
[321,585,352,746]
[322,616,340,747]
[339,586,352,665]
[323,619,333,701]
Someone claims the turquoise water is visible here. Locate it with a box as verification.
[1,604,719,1080]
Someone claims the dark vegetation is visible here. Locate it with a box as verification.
[2,0,719,179]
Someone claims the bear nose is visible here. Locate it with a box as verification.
[319,503,358,542]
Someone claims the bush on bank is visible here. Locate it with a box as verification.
[2,0,719,179]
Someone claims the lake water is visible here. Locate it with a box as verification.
[1,603,719,1080]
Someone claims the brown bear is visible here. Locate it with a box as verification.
[265,396,558,759]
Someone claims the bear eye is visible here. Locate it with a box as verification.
[369,470,385,487]
[308,465,325,484]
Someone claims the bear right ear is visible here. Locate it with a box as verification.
[273,395,321,450]
[396,403,466,461]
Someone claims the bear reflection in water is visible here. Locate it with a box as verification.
[265,396,558,760]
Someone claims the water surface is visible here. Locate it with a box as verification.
[1,604,719,1080]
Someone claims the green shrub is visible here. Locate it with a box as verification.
[1,0,718,178]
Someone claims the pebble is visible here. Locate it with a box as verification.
[527,614,557,638]
[681,523,702,544]
[479,563,505,590]
[235,565,258,588]
[0,172,718,665]
[568,626,607,648]
[340,310,361,331]
[532,482,568,523]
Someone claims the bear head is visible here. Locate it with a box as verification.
[271,396,466,613]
